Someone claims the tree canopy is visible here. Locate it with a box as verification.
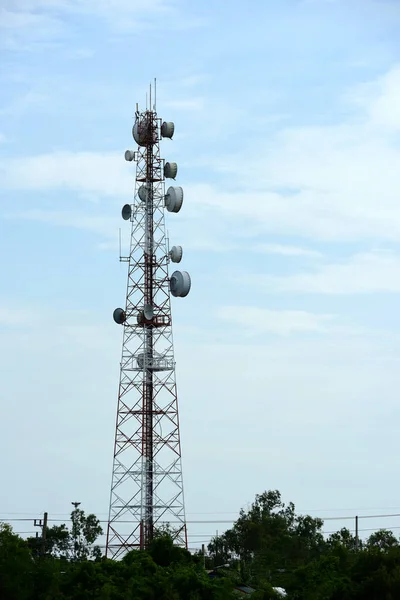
[1,493,400,599]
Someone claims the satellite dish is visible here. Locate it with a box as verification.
[132,116,156,146]
[165,186,183,213]
[169,245,183,263]
[137,352,146,369]
[144,304,154,320]
[113,308,126,325]
[138,184,150,202]
[161,121,175,139]
[170,271,191,297]
[121,204,132,221]
[164,162,178,179]
[124,150,135,162]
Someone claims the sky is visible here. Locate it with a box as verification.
[1,0,400,552]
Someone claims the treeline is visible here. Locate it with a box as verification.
[207,490,400,599]
[1,491,400,599]
[0,516,232,600]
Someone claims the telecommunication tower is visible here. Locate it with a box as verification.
[106,85,191,558]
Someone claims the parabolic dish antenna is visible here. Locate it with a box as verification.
[124,150,135,162]
[164,162,178,179]
[113,308,127,325]
[132,117,156,146]
[161,121,175,139]
[169,245,183,263]
[138,184,150,202]
[143,304,154,320]
[165,186,183,213]
[170,270,191,298]
[121,204,132,221]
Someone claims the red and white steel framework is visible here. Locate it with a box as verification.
[106,95,190,558]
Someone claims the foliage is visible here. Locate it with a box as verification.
[2,491,400,599]
[0,520,235,599]
[0,523,34,600]
[207,489,400,599]
[26,507,102,561]
[208,490,324,586]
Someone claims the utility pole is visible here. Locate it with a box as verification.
[355,515,359,551]
[41,512,48,556]
[34,512,48,557]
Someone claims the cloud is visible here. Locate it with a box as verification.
[3,296,400,531]
[216,306,334,335]
[0,3,66,50]
[7,209,120,239]
[164,98,205,111]
[347,67,400,131]
[0,0,196,50]
[255,250,400,295]
[2,65,400,243]
[0,151,130,196]
[253,243,322,258]
[0,305,39,327]
[189,65,400,242]
[0,90,49,117]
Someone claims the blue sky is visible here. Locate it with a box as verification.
[1,0,400,550]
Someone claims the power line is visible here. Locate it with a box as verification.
[3,506,400,518]
[0,513,400,524]
[2,512,400,524]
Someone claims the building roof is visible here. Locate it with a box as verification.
[234,584,256,594]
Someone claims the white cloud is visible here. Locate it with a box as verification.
[190,65,400,242]
[2,66,400,243]
[164,98,205,111]
[2,296,400,525]
[0,4,65,50]
[0,90,49,117]
[256,250,400,294]
[347,67,400,131]
[216,306,334,335]
[0,305,38,327]
[0,151,130,196]
[0,0,194,50]
[253,243,322,258]
[0,303,97,334]
[8,209,121,239]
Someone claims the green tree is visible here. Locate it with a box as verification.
[208,490,325,588]
[327,528,359,551]
[0,523,34,600]
[366,529,399,551]
[70,507,103,561]
[147,531,192,567]
[26,506,103,561]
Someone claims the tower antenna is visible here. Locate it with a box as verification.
[106,88,190,557]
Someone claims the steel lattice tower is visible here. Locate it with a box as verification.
[106,89,191,558]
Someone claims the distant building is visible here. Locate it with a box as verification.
[234,584,256,595]
[207,568,287,597]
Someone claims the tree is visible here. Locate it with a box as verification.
[366,529,399,551]
[0,523,34,600]
[147,530,192,567]
[27,506,103,561]
[70,507,103,561]
[208,490,325,588]
[327,528,359,552]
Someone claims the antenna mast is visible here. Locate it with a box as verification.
[106,87,190,557]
